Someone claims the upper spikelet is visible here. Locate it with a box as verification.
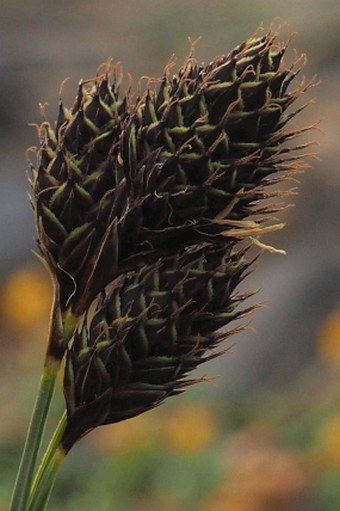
[118,31,314,257]
[30,26,315,338]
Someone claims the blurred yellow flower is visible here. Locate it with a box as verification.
[138,491,180,511]
[317,413,340,469]
[90,409,161,455]
[204,425,311,511]
[162,404,217,455]
[203,490,261,511]
[0,266,52,334]
[317,307,340,367]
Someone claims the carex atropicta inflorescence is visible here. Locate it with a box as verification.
[29,26,315,449]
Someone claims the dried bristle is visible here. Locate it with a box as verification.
[61,243,253,451]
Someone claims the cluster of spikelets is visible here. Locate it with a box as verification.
[29,26,315,452]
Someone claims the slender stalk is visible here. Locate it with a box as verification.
[10,278,76,511]
[9,357,60,511]
[29,411,67,507]
[27,447,66,511]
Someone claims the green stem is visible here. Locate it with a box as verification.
[27,447,66,511]
[9,358,60,511]
[28,411,67,507]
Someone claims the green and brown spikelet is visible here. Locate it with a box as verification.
[61,243,253,451]
[31,27,314,328]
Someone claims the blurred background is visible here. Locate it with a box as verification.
[1,1,340,510]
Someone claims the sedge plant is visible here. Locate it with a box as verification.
[9,24,316,511]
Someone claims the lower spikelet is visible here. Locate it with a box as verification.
[61,243,254,450]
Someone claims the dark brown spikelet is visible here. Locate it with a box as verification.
[30,69,128,315]
[31,27,314,322]
[61,243,253,451]
[118,29,314,260]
